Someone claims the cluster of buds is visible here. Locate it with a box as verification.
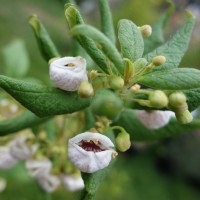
[168,92,193,124]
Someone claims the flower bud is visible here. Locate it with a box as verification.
[26,159,52,178]
[168,92,187,107]
[37,174,60,192]
[139,25,152,38]
[61,174,84,191]
[149,90,168,108]
[49,56,88,91]
[176,110,193,124]
[115,132,131,152]
[108,75,124,90]
[152,55,166,66]
[68,132,117,173]
[0,147,18,169]
[136,110,175,129]
[91,89,124,120]
[78,81,94,98]
[0,177,6,192]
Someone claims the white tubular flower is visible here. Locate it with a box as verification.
[61,174,84,192]
[10,136,36,160]
[49,56,88,91]
[136,110,175,129]
[0,177,6,192]
[37,174,60,193]
[0,147,18,169]
[68,132,117,173]
[25,159,52,178]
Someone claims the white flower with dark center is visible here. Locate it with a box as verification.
[0,147,18,169]
[10,136,37,160]
[25,159,52,178]
[49,56,88,91]
[61,174,84,192]
[37,174,60,193]
[68,132,117,173]
[136,110,175,129]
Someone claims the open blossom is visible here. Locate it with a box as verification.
[49,56,88,91]
[25,159,52,178]
[136,110,175,129]
[61,174,84,192]
[0,147,18,169]
[37,174,60,193]
[10,136,38,160]
[68,132,117,173]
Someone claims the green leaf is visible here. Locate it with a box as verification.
[98,0,116,44]
[0,75,91,117]
[29,15,60,62]
[184,88,200,111]
[137,68,200,90]
[144,13,195,70]
[118,19,144,62]
[144,1,174,54]
[0,110,49,136]
[2,39,30,78]
[65,4,116,74]
[115,109,200,141]
[71,24,124,75]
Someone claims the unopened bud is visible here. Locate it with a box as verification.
[115,132,131,152]
[130,84,141,92]
[149,90,168,108]
[152,55,166,66]
[109,75,124,90]
[168,92,187,107]
[78,82,94,98]
[176,110,193,124]
[139,25,152,38]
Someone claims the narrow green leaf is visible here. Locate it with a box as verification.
[98,0,116,44]
[0,75,91,117]
[145,14,195,70]
[0,110,49,136]
[118,19,144,62]
[2,39,30,78]
[137,68,200,90]
[115,109,200,141]
[65,4,116,74]
[71,24,124,75]
[29,15,60,61]
[144,1,174,54]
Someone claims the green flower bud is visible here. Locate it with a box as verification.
[91,89,124,120]
[168,92,187,107]
[78,82,94,98]
[139,25,152,38]
[176,110,193,124]
[115,132,131,152]
[109,75,124,90]
[152,55,166,66]
[149,90,168,108]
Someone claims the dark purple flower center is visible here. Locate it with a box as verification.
[78,140,106,152]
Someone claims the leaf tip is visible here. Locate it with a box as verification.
[185,9,195,19]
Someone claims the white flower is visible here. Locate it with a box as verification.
[10,136,37,160]
[61,174,84,192]
[25,159,52,178]
[49,56,88,91]
[68,132,117,173]
[0,147,18,169]
[37,174,60,193]
[136,110,175,129]
[0,177,6,192]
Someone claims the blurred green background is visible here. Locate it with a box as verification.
[1,0,200,199]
